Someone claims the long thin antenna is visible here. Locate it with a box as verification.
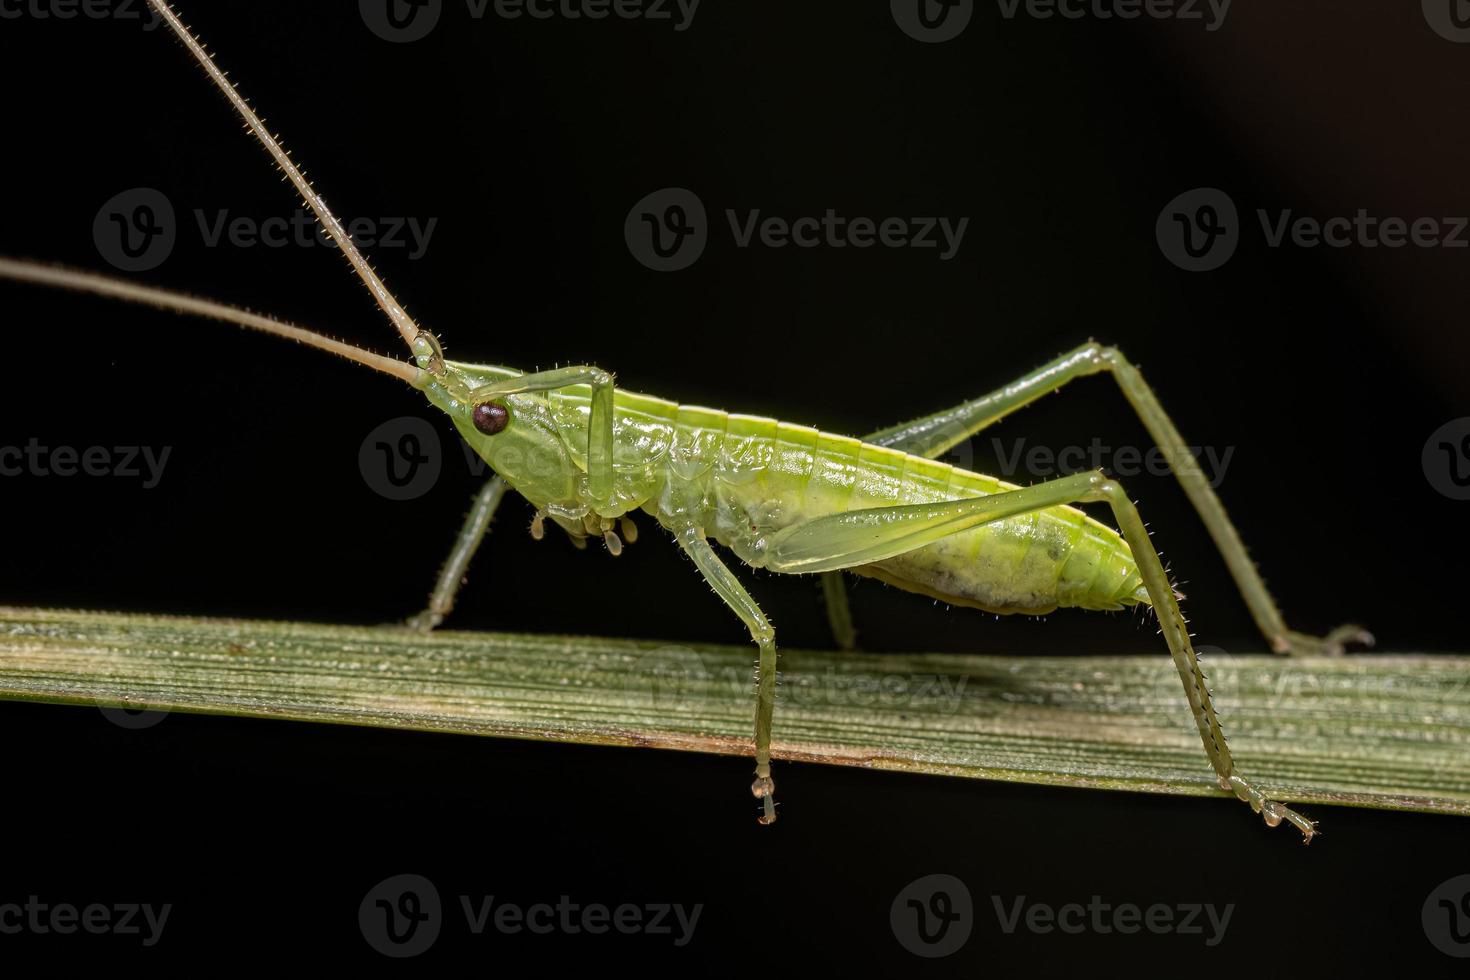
[0,258,423,385]
[147,0,426,352]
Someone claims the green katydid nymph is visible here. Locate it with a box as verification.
[0,0,1374,839]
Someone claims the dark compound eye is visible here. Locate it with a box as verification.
[472,401,509,435]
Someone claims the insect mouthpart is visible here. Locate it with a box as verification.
[473,401,510,435]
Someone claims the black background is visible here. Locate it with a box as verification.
[1,0,1468,971]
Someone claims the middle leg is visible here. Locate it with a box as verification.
[674,524,781,826]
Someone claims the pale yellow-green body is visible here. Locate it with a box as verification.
[425,364,1147,616]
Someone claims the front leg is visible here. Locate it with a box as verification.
[673,525,781,826]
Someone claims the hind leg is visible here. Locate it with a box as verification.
[767,470,1318,841]
[839,342,1370,657]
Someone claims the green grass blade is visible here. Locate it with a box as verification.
[1,606,1467,815]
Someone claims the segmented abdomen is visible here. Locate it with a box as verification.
[549,387,1146,615]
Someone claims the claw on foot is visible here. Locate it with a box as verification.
[1224,774,1318,843]
[752,775,777,826]
[1274,623,1375,657]
[404,610,442,633]
[1263,801,1319,844]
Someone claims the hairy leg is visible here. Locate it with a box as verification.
[407,477,508,632]
[847,342,1369,656]
[768,470,1318,841]
[674,525,781,826]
